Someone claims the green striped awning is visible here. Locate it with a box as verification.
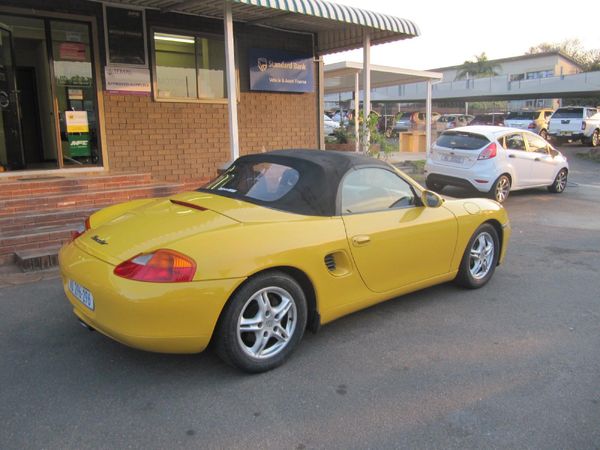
[231,0,420,54]
[107,0,420,54]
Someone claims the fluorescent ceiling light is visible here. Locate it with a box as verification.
[154,34,194,44]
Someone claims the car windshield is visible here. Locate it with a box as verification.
[436,131,490,150]
[439,116,455,122]
[203,162,299,202]
[507,112,536,120]
[552,108,583,119]
[397,112,412,119]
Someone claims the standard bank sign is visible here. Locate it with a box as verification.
[249,48,314,93]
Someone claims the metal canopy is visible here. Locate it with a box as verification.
[325,61,442,154]
[325,61,442,94]
[97,0,420,54]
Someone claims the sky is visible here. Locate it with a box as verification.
[323,0,600,70]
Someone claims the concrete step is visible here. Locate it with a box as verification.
[15,245,63,272]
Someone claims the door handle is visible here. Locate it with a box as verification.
[508,154,516,158]
[352,235,371,246]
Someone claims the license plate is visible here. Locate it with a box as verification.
[560,131,572,136]
[68,279,94,311]
[442,154,464,164]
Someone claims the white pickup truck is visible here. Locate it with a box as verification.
[548,106,600,146]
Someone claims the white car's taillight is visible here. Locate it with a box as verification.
[477,143,497,160]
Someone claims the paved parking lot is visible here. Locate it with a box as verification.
[1,145,599,449]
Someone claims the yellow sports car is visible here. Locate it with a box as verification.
[60,150,510,372]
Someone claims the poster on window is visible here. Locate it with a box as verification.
[65,111,89,133]
[249,48,314,93]
[105,66,151,95]
[59,42,87,62]
[104,6,147,66]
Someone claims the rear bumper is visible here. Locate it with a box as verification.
[548,132,584,140]
[59,242,245,354]
[425,160,498,193]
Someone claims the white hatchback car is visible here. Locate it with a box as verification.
[424,126,569,203]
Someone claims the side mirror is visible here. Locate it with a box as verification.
[421,190,444,208]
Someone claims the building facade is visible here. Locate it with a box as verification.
[0,0,318,182]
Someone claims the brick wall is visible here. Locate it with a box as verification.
[103,92,317,182]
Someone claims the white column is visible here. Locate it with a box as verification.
[362,33,371,153]
[224,2,239,161]
[354,72,360,152]
[426,79,432,157]
[317,56,325,150]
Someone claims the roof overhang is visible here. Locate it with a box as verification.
[94,0,420,54]
[325,61,443,94]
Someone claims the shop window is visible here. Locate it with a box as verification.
[152,31,226,101]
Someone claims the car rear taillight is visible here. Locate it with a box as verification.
[528,122,536,129]
[582,121,586,130]
[71,216,91,241]
[114,249,196,283]
[477,142,497,160]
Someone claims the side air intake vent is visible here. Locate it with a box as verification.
[324,254,336,271]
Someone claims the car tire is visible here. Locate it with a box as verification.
[547,168,568,193]
[488,174,511,203]
[455,223,500,289]
[215,271,307,373]
[425,177,445,192]
[589,129,599,147]
[539,129,548,140]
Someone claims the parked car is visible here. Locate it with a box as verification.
[425,126,569,203]
[324,114,341,135]
[547,106,600,146]
[504,109,554,140]
[394,111,440,132]
[437,114,474,130]
[60,150,510,373]
[468,113,506,126]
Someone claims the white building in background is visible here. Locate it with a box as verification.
[428,51,584,110]
[326,51,588,113]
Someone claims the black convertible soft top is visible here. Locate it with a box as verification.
[200,149,393,216]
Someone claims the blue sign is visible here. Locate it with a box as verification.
[249,48,314,93]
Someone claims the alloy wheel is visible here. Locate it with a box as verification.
[237,287,297,359]
[495,176,510,202]
[469,232,495,280]
[555,170,567,192]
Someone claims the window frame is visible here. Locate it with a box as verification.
[337,166,421,216]
[150,26,237,104]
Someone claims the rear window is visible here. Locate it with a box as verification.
[506,112,536,120]
[552,108,583,119]
[204,162,299,202]
[435,131,490,150]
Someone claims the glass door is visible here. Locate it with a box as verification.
[0,24,25,170]
[50,20,101,167]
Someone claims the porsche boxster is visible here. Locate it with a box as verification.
[60,150,511,372]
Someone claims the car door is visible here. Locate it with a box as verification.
[340,167,457,293]
[501,132,535,187]
[525,132,559,185]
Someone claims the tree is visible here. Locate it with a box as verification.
[456,52,500,80]
[527,38,600,71]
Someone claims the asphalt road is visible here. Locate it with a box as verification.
[1,145,599,449]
